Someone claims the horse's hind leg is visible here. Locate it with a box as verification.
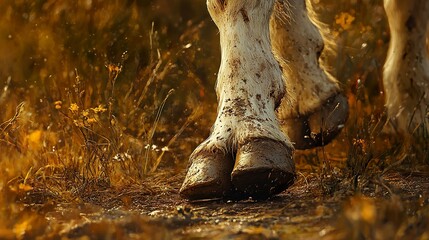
[271,0,349,149]
[383,0,429,137]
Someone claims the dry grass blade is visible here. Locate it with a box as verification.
[0,102,24,133]
[144,89,175,173]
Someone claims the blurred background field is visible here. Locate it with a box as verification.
[0,0,428,239]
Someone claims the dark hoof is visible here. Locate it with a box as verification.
[180,149,234,200]
[282,93,349,149]
[231,138,295,199]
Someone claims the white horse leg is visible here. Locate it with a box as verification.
[180,0,295,200]
[383,0,429,137]
[270,0,348,149]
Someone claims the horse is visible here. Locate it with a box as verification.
[180,0,429,200]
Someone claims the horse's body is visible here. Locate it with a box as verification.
[180,0,429,200]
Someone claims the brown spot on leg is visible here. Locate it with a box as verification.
[259,62,266,72]
[230,58,241,70]
[216,0,226,11]
[240,8,249,22]
[405,15,416,32]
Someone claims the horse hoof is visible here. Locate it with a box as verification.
[231,138,295,199]
[282,93,349,149]
[179,149,234,200]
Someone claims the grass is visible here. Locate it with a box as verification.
[0,0,428,239]
[0,1,213,237]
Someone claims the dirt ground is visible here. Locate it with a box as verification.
[14,166,428,240]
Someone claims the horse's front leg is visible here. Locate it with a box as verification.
[180,0,295,200]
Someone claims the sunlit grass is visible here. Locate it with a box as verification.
[0,1,213,237]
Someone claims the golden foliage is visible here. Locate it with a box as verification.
[335,11,355,30]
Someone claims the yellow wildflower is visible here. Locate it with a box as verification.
[69,103,79,112]
[54,100,62,109]
[107,64,122,74]
[87,118,97,124]
[82,110,90,117]
[92,104,107,113]
[335,12,355,30]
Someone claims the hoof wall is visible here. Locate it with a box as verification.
[180,149,233,200]
[231,138,295,199]
[283,93,349,149]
